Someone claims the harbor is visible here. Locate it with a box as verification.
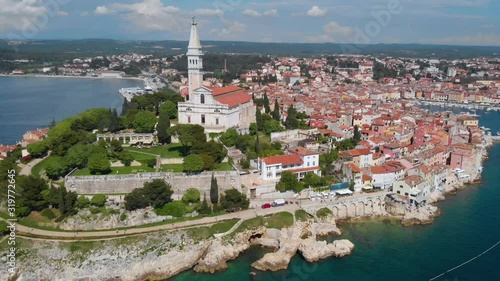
[119,76,167,101]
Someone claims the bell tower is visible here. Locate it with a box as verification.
[187,17,203,98]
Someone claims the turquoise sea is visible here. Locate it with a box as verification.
[0,76,142,145]
[1,78,498,281]
[171,110,500,281]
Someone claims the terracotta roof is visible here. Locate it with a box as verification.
[261,154,303,166]
[214,92,252,108]
[210,85,242,96]
[288,146,318,156]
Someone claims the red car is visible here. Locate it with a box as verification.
[261,203,271,209]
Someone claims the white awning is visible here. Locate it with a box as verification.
[335,189,353,195]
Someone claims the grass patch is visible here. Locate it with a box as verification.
[295,209,310,222]
[31,156,52,178]
[316,208,333,219]
[233,212,293,234]
[73,164,156,176]
[159,164,185,172]
[68,241,97,254]
[186,218,239,240]
[126,143,187,158]
[214,162,233,171]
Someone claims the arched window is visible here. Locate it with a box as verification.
[200,94,205,104]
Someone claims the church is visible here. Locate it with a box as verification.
[177,18,256,134]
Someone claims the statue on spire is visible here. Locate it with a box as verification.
[192,16,197,25]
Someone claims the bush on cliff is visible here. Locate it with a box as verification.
[124,179,173,211]
[220,188,249,212]
[155,201,188,217]
[182,188,201,204]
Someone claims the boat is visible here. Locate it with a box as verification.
[497,132,500,136]
[480,126,491,131]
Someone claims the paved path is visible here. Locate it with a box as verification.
[19,156,47,176]
[5,204,299,240]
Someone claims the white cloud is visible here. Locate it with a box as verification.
[243,9,278,17]
[0,0,47,32]
[57,11,68,17]
[307,6,327,17]
[427,33,500,46]
[213,19,247,38]
[263,9,278,17]
[95,6,114,15]
[80,12,89,17]
[307,21,354,43]
[193,9,223,17]
[243,9,261,17]
[109,0,183,32]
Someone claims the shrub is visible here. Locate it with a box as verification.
[316,208,333,219]
[75,196,90,209]
[120,212,127,221]
[182,188,201,204]
[155,201,187,217]
[146,159,156,168]
[41,208,56,220]
[90,194,107,207]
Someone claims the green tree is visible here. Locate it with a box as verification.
[118,151,134,166]
[27,141,48,158]
[167,124,206,156]
[48,118,57,129]
[157,111,171,144]
[285,105,299,130]
[353,125,361,141]
[143,179,174,209]
[45,156,70,179]
[263,93,271,113]
[198,193,212,215]
[88,153,111,175]
[75,196,90,209]
[255,133,261,154]
[124,188,149,211]
[15,176,49,217]
[256,108,263,131]
[183,154,205,173]
[220,188,249,212]
[276,171,304,193]
[200,153,217,170]
[272,99,280,121]
[90,194,107,207]
[65,144,94,168]
[159,100,178,119]
[109,139,123,153]
[263,120,283,135]
[220,128,239,147]
[0,221,8,234]
[210,174,219,204]
[304,172,323,188]
[158,201,187,217]
[182,188,201,204]
[133,111,157,133]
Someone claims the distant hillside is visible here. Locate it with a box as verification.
[1,39,499,59]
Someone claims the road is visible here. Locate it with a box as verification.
[19,156,46,176]
[5,204,299,240]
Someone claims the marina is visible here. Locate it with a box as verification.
[119,77,167,101]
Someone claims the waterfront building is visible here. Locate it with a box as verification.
[258,147,321,181]
[177,18,256,133]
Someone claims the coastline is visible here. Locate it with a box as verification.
[3,142,496,281]
[0,73,144,81]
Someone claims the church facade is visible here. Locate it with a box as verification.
[177,18,256,134]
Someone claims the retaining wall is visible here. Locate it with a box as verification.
[65,171,241,196]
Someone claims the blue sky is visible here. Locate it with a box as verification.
[1,0,500,46]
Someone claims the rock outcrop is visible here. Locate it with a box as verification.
[298,239,355,262]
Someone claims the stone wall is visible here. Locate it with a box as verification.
[65,171,242,196]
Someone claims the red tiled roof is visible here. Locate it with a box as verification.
[214,92,252,108]
[210,85,242,96]
[261,154,303,166]
[288,146,318,156]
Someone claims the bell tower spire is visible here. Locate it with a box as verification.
[187,17,203,97]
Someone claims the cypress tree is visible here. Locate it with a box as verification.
[353,125,361,141]
[256,107,263,131]
[121,98,128,116]
[157,112,171,144]
[272,99,280,121]
[210,174,219,204]
[263,92,271,113]
[255,133,261,155]
[285,105,298,129]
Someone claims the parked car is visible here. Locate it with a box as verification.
[261,203,271,209]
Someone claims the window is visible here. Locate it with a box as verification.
[187,116,191,123]
[200,94,205,104]
[201,114,205,124]
[313,161,315,166]
[216,118,219,125]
